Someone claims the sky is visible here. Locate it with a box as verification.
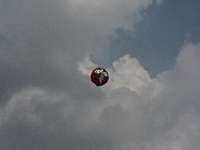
[0,0,200,150]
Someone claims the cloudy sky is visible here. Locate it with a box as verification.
[0,0,200,150]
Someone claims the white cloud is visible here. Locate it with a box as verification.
[77,42,200,150]
[103,55,154,94]
[78,56,98,76]
[156,42,200,102]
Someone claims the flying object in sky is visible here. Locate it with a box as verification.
[91,68,109,86]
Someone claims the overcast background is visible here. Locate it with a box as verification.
[0,0,200,150]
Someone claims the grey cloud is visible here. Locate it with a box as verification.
[1,42,200,150]
[0,0,153,104]
[0,0,93,104]
[1,0,200,150]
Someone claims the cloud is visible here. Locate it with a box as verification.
[78,42,200,150]
[0,0,155,104]
[147,42,200,150]
[1,0,200,150]
[103,55,155,95]
[1,42,200,150]
[65,0,153,35]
